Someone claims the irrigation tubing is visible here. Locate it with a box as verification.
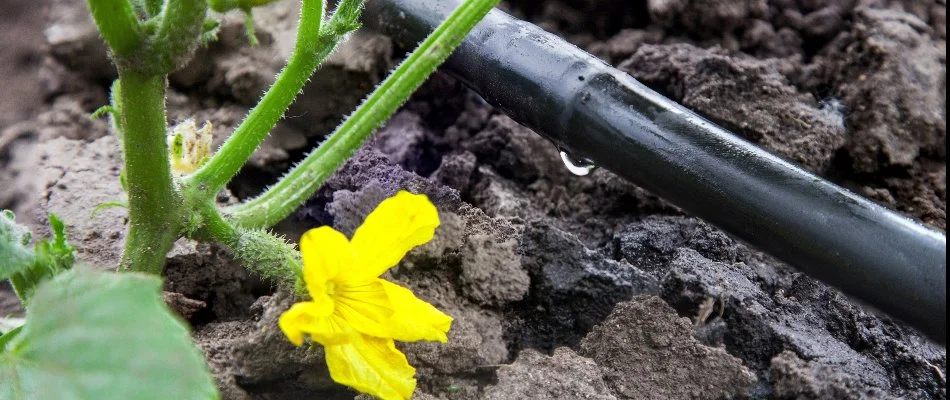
[363,0,947,342]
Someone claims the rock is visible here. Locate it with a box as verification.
[579,295,757,400]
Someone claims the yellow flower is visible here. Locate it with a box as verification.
[278,190,454,400]
[167,119,213,176]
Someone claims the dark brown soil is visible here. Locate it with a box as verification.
[0,0,945,399]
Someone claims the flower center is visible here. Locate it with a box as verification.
[326,280,337,296]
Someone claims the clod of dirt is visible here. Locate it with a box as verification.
[10,135,126,269]
[831,7,946,173]
[459,113,666,245]
[647,0,768,38]
[163,241,262,321]
[588,28,665,64]
[297,147,519,395]
[431,151,479,194]
[458,234,528,306]
[163,291,207,321]
[482,348,617,400]
[660,248,946,397]
[580,295,757,400]
[402,304,509,378]
[44,0,114,82]
[227,292,351,398]
[0,0,47,130]
[195,321,254,400]
[620,43,846,172]
[464,115,560,186]
[193,292,349,399]
[862,0,947,40]
[373,110,435,174]
[614,216,741,274]
[506,222,659,353]
[770,350,893,399]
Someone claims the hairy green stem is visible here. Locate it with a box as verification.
[195,205,241,247]
[118,71,182,274]
[87,0,144,56]
[226,0,500,228]
[185,0,332,199]
[209,0,280,12]
[155,0,209,73]
[194,205,303,290]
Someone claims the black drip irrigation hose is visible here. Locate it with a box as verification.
[363,0,947,343]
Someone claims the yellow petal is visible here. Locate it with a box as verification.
[380,280,453,343]
[349,191,440,280]
[325,335,417,400]
[278,302,329,346]
[309,314,359,346]
[279,302,356,346]
[334,279,394,338]
[300,226,357,299]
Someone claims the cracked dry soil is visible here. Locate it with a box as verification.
[0,0,946,399]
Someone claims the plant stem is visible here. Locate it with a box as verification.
[156,0,209,72]
[193,205,303,290]
[185,0,330,199]
[117,71,182,274]
[143,0,163,17]
[195,205,241,247]
[226,0,500,229]
[87,0,143,57]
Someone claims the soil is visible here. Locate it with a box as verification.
[0,0,946,399]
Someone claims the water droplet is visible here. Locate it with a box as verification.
[559,149,596,176]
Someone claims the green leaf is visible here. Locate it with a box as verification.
[37,213,75,274]
[0,211,36,281]
[0,319,24,336]
[90,201,128,219]
[327,0,364,35]
[0,268,219,399]
[201,18,221,45]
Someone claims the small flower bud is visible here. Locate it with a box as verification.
[168,119,213,176]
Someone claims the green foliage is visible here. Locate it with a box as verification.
[0,211,75,303]
[209,0,280,12]
[35,214,76,274]
[0,268,218,400]
[201,18,222,45]
[0,211,35,280]
[326,0,364,34]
